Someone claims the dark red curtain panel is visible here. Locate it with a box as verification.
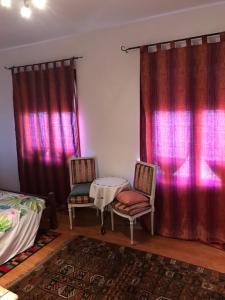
[140,34,225,247]
[12,60,80,205]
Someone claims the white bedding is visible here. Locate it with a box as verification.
[0,191,45,265]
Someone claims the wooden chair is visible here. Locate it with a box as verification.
[111,161,156,244]
[67,157,96,229]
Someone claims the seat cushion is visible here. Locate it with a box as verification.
[68,195,94,204]
[69,183,92,197]
[113,200,151,216]
[116,191,149,206]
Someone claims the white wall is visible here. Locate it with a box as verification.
[0,3,225,191]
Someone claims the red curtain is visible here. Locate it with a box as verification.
[12,60,80,205]
[140,34,225,247]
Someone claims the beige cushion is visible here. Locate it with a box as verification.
[116,191,149,206]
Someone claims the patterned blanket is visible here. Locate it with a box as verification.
[0,190,46,264]
[0,191,45,236]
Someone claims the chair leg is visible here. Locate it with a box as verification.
[111,207,114,231]
[101,210,104,227]
[96,208,99,217]
[130,220,134,245]
[101,209,106,235]
[68,205,73,230]
[72,207,75,219]
[151,211,154,236]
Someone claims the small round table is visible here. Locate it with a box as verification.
[90,177,130,234]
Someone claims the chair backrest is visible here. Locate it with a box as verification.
[69,157,96,189]
[133,161,156,205]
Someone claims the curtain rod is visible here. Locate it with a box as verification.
[4,56,83,70]
[121,30,225,53]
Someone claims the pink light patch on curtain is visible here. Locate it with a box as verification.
[153,111,191,186]
[200,110,225,187]
[154,111,191,160]
[202,110,225,162]
[153,110,223,187]
[173,157,191,186]
[199,159,221,187]
[21,112,76,164]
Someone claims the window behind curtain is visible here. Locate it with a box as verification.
[140,34,225,247]
[12,60,80,205]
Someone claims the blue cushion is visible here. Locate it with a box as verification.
[69,183,91,196]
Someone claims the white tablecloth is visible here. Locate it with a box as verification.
[90,177,130,211]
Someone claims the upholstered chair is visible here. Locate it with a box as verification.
[67,157,96,229]
[111,161,156,244]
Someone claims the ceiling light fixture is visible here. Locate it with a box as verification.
[1,0,46,19]
[1,0,11,8]
[32,0,46,9]
[20,0,31,18]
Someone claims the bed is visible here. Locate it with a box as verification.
[0,190,57,265]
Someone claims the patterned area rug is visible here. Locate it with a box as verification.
[0,231,60,278]
[9,236,225,300]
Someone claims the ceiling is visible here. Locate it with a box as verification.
[0,0,222,50]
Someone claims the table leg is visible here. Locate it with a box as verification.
[101,209,106,235]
